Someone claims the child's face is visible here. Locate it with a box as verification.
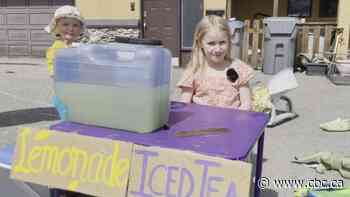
[201,28,229,66]
[56,18,82,43]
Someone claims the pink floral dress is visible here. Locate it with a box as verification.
[177,59,255,109]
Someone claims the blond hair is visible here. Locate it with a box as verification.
[184,15,232,78]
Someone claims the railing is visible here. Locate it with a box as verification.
[240,20,338,70]
[296,22,337,55]
[241,20,264,70]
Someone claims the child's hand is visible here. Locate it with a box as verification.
[179,87,193,103]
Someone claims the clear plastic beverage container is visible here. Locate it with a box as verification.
[54,39,172,133]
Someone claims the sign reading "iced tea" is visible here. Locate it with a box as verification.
[128,145,252,197]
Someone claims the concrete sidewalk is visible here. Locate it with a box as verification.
[0,57,46,66]
[0,58,349,197]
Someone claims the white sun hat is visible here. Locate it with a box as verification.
[44,5,85,35]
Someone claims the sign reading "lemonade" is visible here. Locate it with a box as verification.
[11,128,133,197]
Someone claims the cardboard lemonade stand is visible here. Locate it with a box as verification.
[11,128,254,197]
[10,40,269,197]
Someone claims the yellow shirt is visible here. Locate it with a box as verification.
[46,40,68,76]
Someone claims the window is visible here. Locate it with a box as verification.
[205,9,225,17]
[182,0,203,48]
[319,0,338,17]
[287,0,312,17]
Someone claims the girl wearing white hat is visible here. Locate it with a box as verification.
[45,5,85,122]
[46,5,85,76]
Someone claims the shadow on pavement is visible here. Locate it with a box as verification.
[0,107,59,127]
[261,189,278,197]
[250,152,268,164]
[250,152,269,174]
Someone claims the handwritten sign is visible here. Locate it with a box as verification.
[128,145,252,197]
[11,128,133,197]
[11,128,253,197]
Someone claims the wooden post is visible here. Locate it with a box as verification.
[301,26,309,54]
[273,0,279,16]
[337,0,350,53]
[313,26,321,54]
[251,20,260,67]
[295,26,302,56]
[242,20,250,62]
[324,25,333,52]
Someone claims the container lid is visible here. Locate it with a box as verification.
[114,37,163,46]
[263,17,299,34]
[54,44,172,87]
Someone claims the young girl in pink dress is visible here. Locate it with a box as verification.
[177,15,255,111]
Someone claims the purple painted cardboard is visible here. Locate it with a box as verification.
[50,102,269,160]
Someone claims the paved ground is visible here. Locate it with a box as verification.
[0,57,349,197]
